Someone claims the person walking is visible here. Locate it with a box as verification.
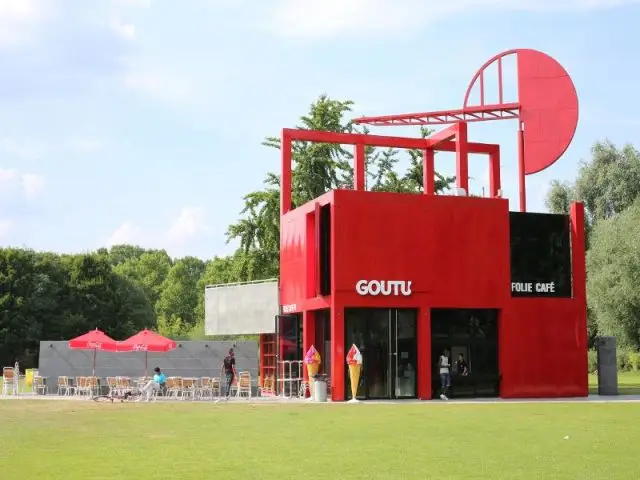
[220,348,237,401]
[439,349,451,400]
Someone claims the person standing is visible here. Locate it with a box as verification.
[439,349,451,400]
[456,353,469,376]
[221,348,237,401]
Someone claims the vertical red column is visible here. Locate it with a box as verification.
[259,334,266,386]
[517,124,526,212]
[330,302,345,401]
[354,143,366,191]
[570,202,588,395]
[281,131,292,215]
[455,122,469,193]
[489,147,501,198]
[417,307,432,400]
[423,149,435,195]
[302,310,316,385]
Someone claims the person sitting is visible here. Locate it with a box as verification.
[140,367,166,402]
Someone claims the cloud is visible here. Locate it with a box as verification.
[166,207,209,245]
[0,1,137,102]
[0,168,45,201]
[109,18,137,41]
[105,221,148,247]
[104,206,210,251]
[0,0,46,49]
[267,0,640,39]
[0,219,16,240]
[21,173,46,200]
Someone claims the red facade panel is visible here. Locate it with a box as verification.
[278,189,587,401]
[332,190,511,307]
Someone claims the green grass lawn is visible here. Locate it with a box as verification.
[588,371,640,394]
[0,400,639,479]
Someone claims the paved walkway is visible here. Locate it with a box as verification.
[2,393,639,404]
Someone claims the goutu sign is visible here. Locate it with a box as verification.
[356,280,412,296]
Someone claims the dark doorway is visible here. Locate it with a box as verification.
[431,309,500,398]
[318,204,331,296]
[275,313,303,397]
[315,309,331,378]
[344,308,418,400]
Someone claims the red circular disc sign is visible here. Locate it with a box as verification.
[464,49,579,175]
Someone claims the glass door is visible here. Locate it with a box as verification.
[344,308,417,400]
[393,309,417,398]
[344,308,390,400]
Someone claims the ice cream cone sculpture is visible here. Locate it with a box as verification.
[346,344,363,400]
[304,345,321,398]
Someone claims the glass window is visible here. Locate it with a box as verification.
[510,212,572,297]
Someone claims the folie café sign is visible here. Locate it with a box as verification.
[356,280,412,296]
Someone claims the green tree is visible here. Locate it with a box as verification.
[545,141,640,231]
[545,180,576,215]
[545,140,640,343]
[587,200,640,348]
[226,95,454,281]
[112,249,173,308]
[156,256,206,337]
[0,248,155,367]
[102,244,147,266]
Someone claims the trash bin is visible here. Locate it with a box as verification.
[312,374,328,402]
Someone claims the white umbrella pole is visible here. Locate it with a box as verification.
[145,351,148,377]
[92,349,96,377]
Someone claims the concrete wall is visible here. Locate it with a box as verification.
[38,340,259,392]
[205,279,278,335]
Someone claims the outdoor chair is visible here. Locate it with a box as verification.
[1,366,18,396]
[198,377,214,400]
[258,376,276,397]
[57,376,73,396]
[236,371,252,398]
[211,377,221,398]
[105,377,118,396]
[181,378,197,400]
[74,377,90,397]
[166,377,183,398]
[33,376,48,395]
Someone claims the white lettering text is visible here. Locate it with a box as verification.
[356,280,412,296]
[282,304,297,314]
[511,282,556,294]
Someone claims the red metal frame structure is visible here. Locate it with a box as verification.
[262,49,587,402]
[280,126,501,215]
[352,49,579,212]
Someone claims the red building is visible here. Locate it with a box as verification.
[261,49,588,401]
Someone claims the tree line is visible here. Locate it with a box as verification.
[0,95,454,367]
[545,141,640,368]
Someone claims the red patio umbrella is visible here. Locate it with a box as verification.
[68,329,118,377]
[118,329,177,376]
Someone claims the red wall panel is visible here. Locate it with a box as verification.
[279,188,588,401]
[332,190,511,309]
